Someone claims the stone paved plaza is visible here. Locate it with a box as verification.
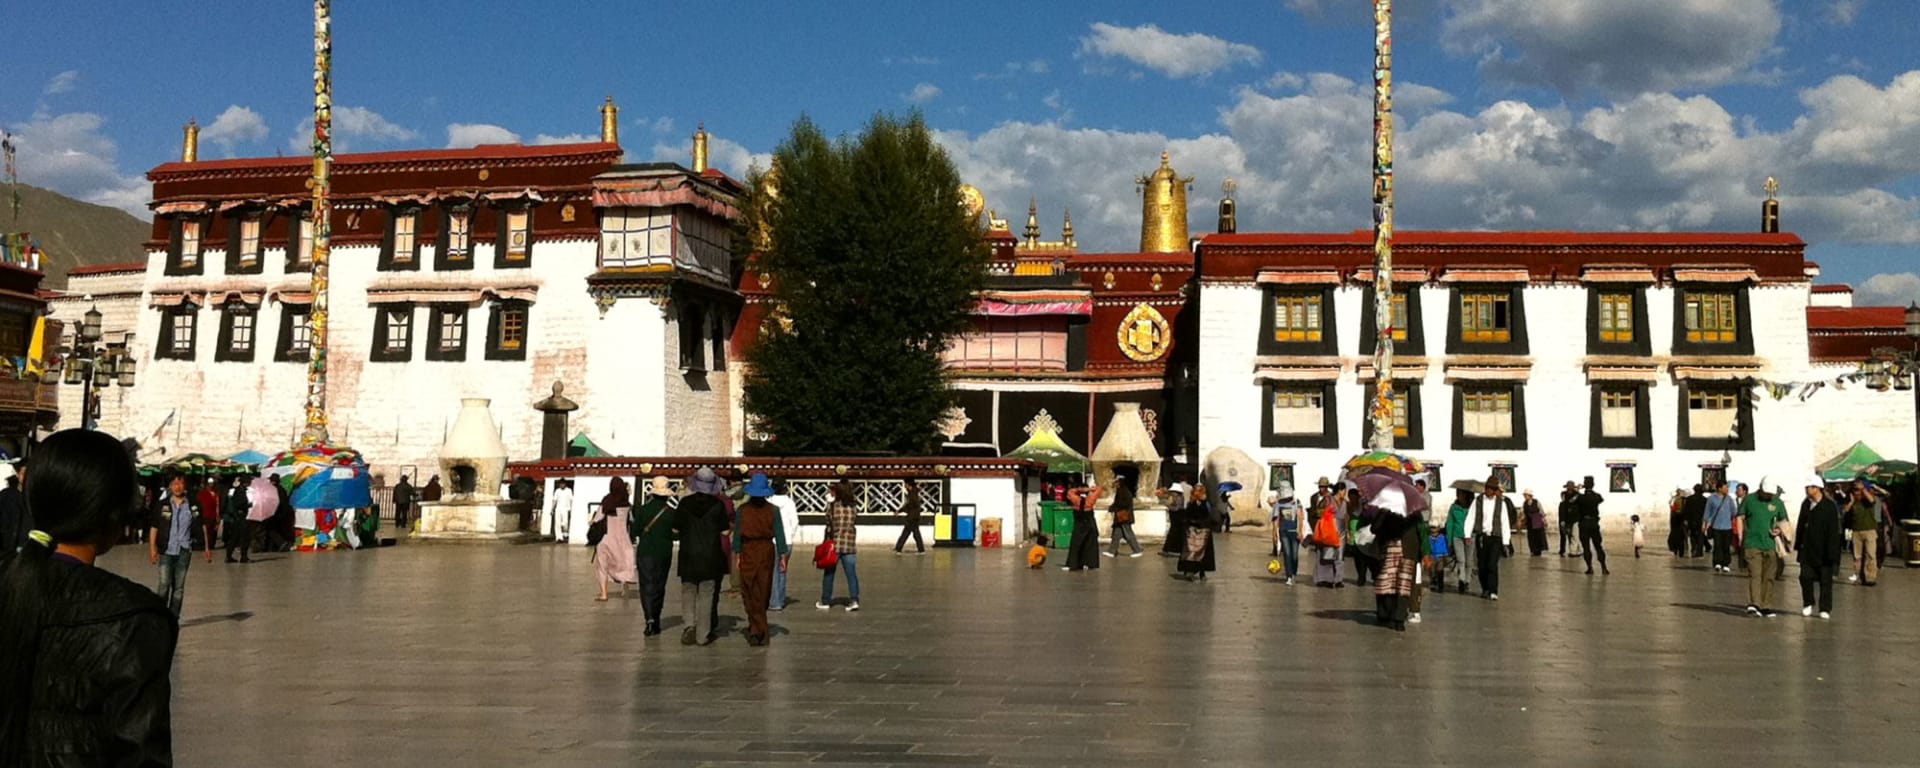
[105,533,1918,766]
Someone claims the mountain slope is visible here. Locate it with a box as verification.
[1,184,152,286]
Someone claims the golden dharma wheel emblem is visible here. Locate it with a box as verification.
[757,271,771,289]
[1117,303,1171,362]
[478,169,491,181]
[1150,272,1163,291]
[1102,271,1116,290]
[958,184,985,219]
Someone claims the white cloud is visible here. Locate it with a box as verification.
[974,59,1051,81]
[1077,22,1261,79]
[2,112,149,218]
[883,55,941,66]
[200,105,268,154]
[650,132,769,179]
[907,83,942,105]
[1440,0,1782,96]
[532,133,596,145]
[1856,272,1920,307]
[43,70,80,96]
[288,105,417,152]
[1824,0,1863,26]
[445,123,520,149]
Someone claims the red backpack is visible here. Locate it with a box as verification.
[813,537,839,569]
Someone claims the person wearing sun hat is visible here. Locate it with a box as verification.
[733,473,788,646]
[629,476,677,636]
[1794,476,1845,619]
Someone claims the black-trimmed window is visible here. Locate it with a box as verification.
[486,301,530,361]
[1589,383,1652,449]
[275,305,312,362]
[371,304,415,362]
[495,206,533,269]
[166,218,206,276]
[1673,287,1752,355]
[708,311,727,371]
[156,304,199,360]
[215,303,258,362]
[285,212,313,273]
[1359,382,1424,450]
[1258,286,1338,355]
[425,305,468,362]
[1587,288,1650,356]
[380,208,421,271]
[679,303,708,372]
[1452,382,1527,450]
[1361,286,1425,356]
[227,215,264,275]
[1678,381,1754,450]
[1261,381,1338,448]
[1447,286,1529,355]
[436,205,473,270]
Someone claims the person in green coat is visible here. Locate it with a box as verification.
[1443,489,1471,593]
[629,476,677,637]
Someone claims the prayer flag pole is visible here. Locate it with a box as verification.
[1369,0,1397,452]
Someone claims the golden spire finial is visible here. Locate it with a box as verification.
[1138,151,1192,252]
[182,118,199,163]
[1761,176,1781,233]
[1217,177,1238,235]
[1024,198,1040,246]
[1223,178,1237,197]
[1062,208,1075,246]
[1764,176,1778,201]
[692,122,710,173]
[1159,150,1170,168]
[599,96,620,145]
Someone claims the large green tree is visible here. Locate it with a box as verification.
[740,113,989,454]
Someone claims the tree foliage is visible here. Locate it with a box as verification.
[739,113,989,455]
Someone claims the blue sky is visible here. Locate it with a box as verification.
[4,0,1917,303]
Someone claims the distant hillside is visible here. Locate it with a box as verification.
[2,184,151,286]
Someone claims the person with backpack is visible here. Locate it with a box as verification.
[1105,477,1144,558]
[1310,481,1351,588]
[818,480,862,610]
[1442,488,1471,593]
[1469,478,1515,600]
[591,478,637,602]
[672,468,731,645]
[0,429,179,766]
[1270,483,1303,585]
[629,477,676,636]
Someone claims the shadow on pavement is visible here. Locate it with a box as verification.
[1670,602,1752,617]
[1308,609,1380,627]
[181,611,254,629]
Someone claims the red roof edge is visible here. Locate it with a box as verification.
[149,141,624,178]
[1201,230,1807,247]
[1811,284,1854,294]
[1806,306,1907,330]
[68,261,148,276]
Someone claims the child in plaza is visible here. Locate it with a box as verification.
[1027,535,1050,569]
[1630,514,1646,558]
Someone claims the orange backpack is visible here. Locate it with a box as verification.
[1311,505,1342,547]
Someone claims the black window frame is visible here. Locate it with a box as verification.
[1446,284,1529,355]
[225,212,266,276]
[1360,284,1425,356]
[379,205,423,272]
[494,203,535,269]
[370,303,416,363]
[679,302,708,372]
[284,209,314,274]
[275,304,313,362]
[1671,285,1753,356]
[1257,285,1338,356]
[485,300,531,361]
[1588,382,1653,449]
[435,204,475,271]
[1358,381,1424,450]
[165,216,207,277]
[1451,381,1528,451]
[1586,286,1650,356]
[424,304,469,362]
[1677,380,1754,451]
[214,301,259,363]
[1260,380,1339,449]
[155,302,200,361]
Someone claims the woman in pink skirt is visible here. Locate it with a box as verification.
[594,477,638,601]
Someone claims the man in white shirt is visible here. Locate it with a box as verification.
[768,480,800,611]
[1470,478,1516,600]
[547,479,574,543]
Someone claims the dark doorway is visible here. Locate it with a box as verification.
[451,465,477,495]
[1111,464,1140,494]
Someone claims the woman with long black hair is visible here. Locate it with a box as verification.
[0,429,178,766]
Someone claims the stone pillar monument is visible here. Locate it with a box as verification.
[414,398,533,543]
[533,381,579,460]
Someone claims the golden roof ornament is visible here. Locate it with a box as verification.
[1217,177,1238,234]
[1061,209,1076,247]
[599,96,619,145]
[1761,176,1781,234]
[182,119,199,163]
[1764,176,1778,201]
[958,184,985,220]
[692,123,710,173]
[1024,198,1041,246]
[1137,151,1193,253]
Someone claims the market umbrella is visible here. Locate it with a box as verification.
[228,449,272,467]
[567,432,608,458]
[1867,460,1917,481]
[1004,425,1090,474]
[1348,466,1431,518]
[1450,479,1484,494]
[289,465,373,509]
[1817,441,1887,482]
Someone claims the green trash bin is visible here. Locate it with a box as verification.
[1040,501,1074,549]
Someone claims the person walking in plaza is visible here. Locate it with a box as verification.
[1631,514,1646,558]
[1310,482,1351,588]
[1176,484,1216,581]
[733,473,788,647]
[222,477,251,564]
[1522,489,1548,557]
[245,475,277,557]
[1705,481,1737,573]
[1557,481,1580,557]
[893,479,928,555]
[421,475,443,503]
[391,474,414,531]
[1577,476,1610,576]
[1444,488,1471,593]
[0,429,178,766]
[1737,480,1789,617]
[1795,478,1844,619]
[1271,483,1303,585]
[629,477,676,636]
[820,481,863,610]
[1667,488,1688,557]
[1369,488,1421,631]
[592,478,637,602]
[673,468,731,644]
[1844,480,1884,586]
[547,479,575,544]
[1105,477,1144,558]
[1682,484,1709,559]
[768,479,799,611]
[148,474,212,617]
[1469,478,1515,600]
[1062,481,1102,572]
[1159,474,1190,557]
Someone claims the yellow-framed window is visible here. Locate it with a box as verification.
[1273,294,1323,342]
[1460,292,1511,342]
[1598,293,1633,342]
[1683,291,1736,343]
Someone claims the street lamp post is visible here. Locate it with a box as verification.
[59,304,137,431]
